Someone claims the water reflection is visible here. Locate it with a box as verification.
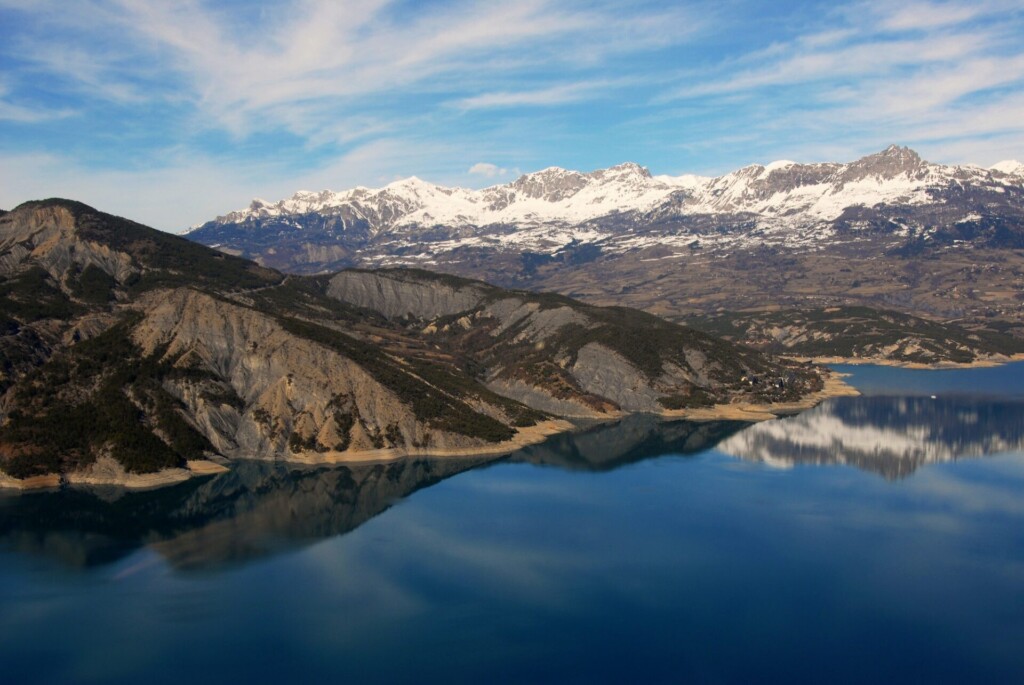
[512,414,748,471]
[0,417,747,572]
[0,457,491,571]
[719,396,1024,479]
[3,394,1023,572]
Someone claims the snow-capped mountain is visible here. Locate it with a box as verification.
[186,145,1024,326]
[990,159,1024,177]
[200,161,699,232]
[194,146,1024,229]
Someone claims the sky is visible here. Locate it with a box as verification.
[2,0,1024,232]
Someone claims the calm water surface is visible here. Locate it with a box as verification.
[2,364,1024,684]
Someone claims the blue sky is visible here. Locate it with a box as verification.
[2,0,1024,231]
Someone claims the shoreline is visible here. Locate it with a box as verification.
[0,459,229,492]
[662,373,861,422]
[282,419,577,466]
[0,423,576,491]
[789,352,1024,370]
[2,355,975,492]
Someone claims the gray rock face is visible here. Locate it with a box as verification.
[327,270,487,320]
[0,205,137,282]
[322,269,822,416]
[485,378,609,418]
[837,145,924,184]
[131,288,498,459]
[570,343,662,412]
[512,168,589,201]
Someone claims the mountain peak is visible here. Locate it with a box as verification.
[3,198,281,291]
[759,160,798,178]
[878,144,922,163]
[387,175,429,187]
[991,160,1024,176]
[608,161,651,175]
[842,145,925,180]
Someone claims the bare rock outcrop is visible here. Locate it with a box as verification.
[328,270,486,320]
[131,288,501,460]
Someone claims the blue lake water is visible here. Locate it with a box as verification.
[2,363,1024,684]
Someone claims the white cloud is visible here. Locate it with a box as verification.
[468,162,508,178]
[453,80,615,111]
[866,0,1017,32]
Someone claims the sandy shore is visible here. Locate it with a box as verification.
[285,419,577,465]
[790,352,1024,370]
[0,458,230,491]
[0,472,62,490]
[662,373,861,423]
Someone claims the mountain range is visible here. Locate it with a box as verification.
[187,146,1024,359]
[191,146,1024,255]
[0,199,826,489]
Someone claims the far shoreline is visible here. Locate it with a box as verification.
[790,352,1024,370]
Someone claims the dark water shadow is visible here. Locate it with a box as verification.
[0,457,491,572]
[0,416,748,572]
[511,414,749,471]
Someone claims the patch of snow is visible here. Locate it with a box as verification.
[991,160,1024,176]
[761,160,796,176]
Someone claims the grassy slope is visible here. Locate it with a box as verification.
[684,306,1024,363]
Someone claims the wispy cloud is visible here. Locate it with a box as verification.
[651,0,1024,168]
[2,0,1024,223]
[0,82,75,123]
[454,81,613,111]
[4,0,694,138]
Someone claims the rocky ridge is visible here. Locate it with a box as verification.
[685,307,1024,366]
[325,269,823,416]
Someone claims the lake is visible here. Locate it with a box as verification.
[2,363,1024,684]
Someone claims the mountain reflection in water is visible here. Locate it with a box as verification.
[719,396,1024,479]
[0,457,491,571]
[2,394,1022,571]
[0,416,745,572]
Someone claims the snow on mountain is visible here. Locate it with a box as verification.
[186,145,1024,277]
[674,145,1012,221]
[198,162,691,233]
[197,146,1021,236]
[992,160,1024,177]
